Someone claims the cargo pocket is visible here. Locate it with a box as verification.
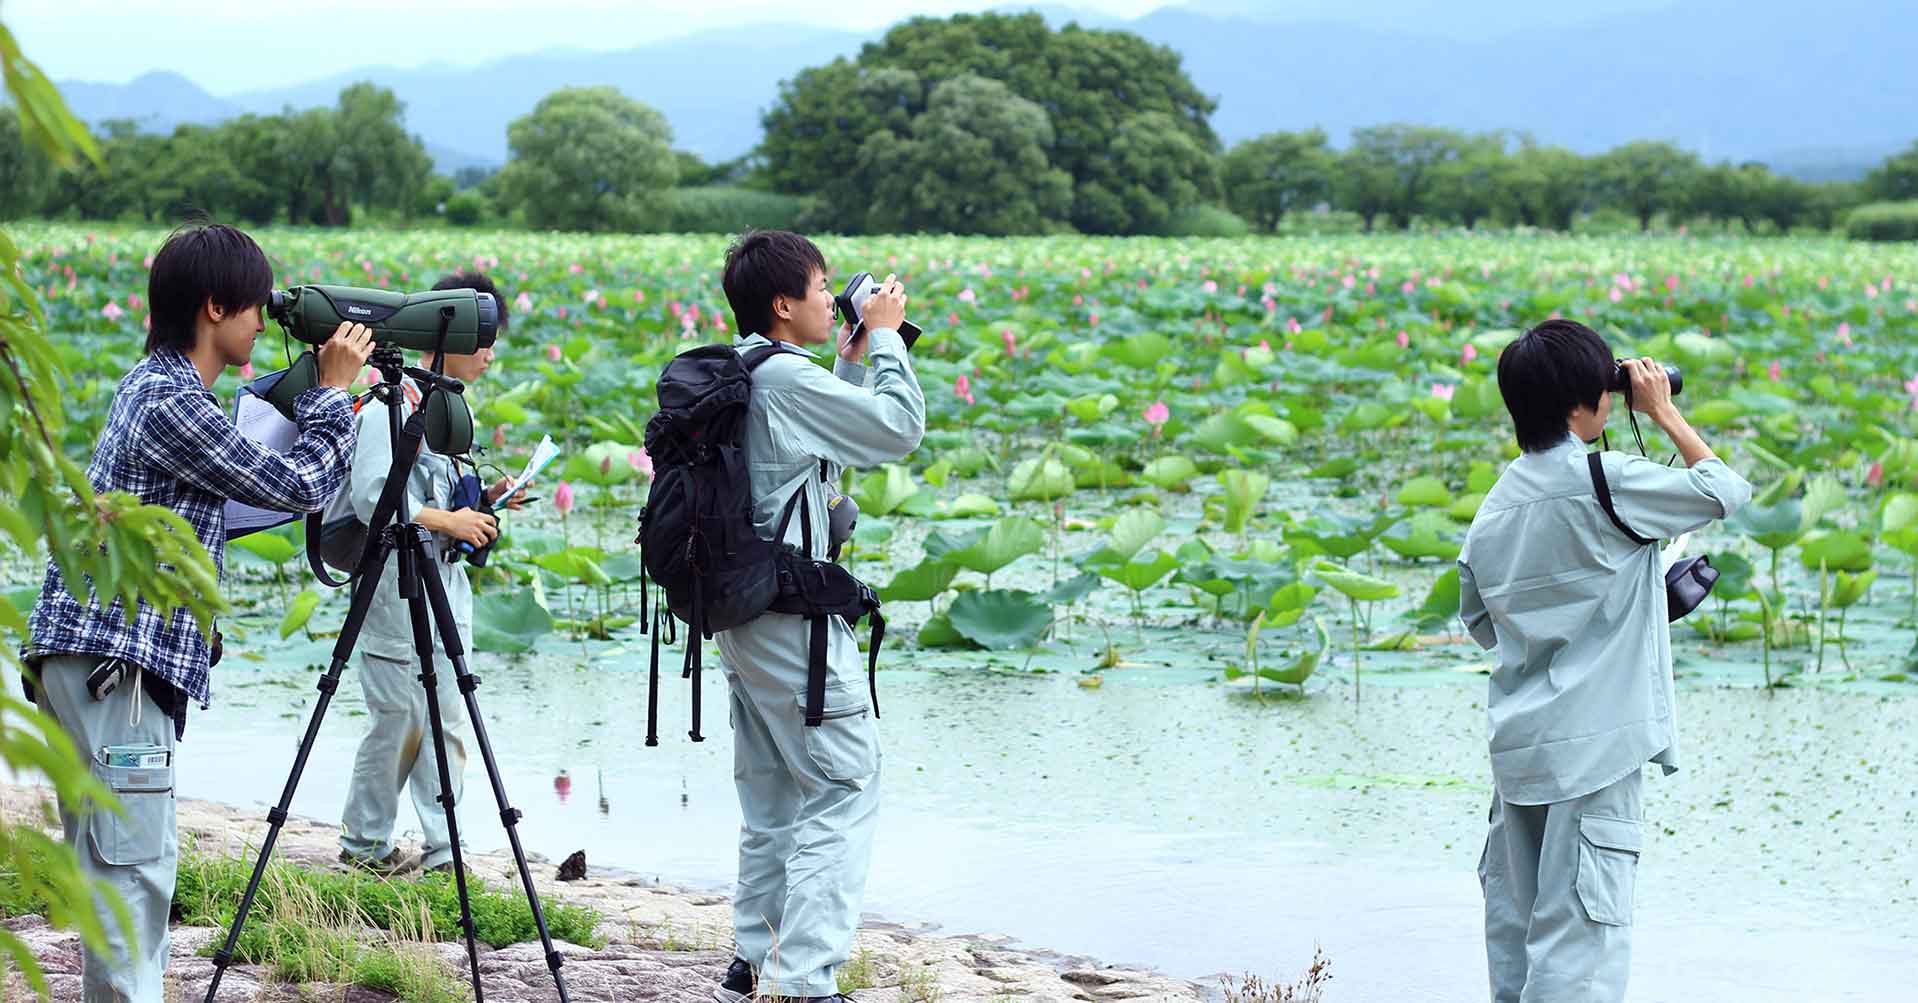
[1574,813,1642,926]
[88,747,173,867]
[798,681,878,785]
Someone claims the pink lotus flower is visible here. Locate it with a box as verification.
[1201,279,1218,293]
[1904,373,1918,396]
[1665,275,1680,291]
[634,289,646,303]
[101,301,124,320]
[128,293,142,310]
[494,425,507,449]
[1396,330,1410,349]
[1088,312,1099,327]
[1286,317,1302,335]
[568,263,583,274]
[143,254,154,269]
[1867,462,1884,488]
[584,289,601,305]
[1865,283,1879,300]
[1462,344,1479,365]
[1818,276,1829,290]
[239,362,254,379]
[1609,288,1623,303]
[1341,275,1355,289]
[1002,329,1017,355]
[629,448,653,478]
[1431,382,1455,401]
[1143,400,1170,428]
[668,301,684,316]
[948,312,960,327]
[1837,322,1853,347]
[547,344,562,361]
[362,260,374,274]
[1072,294,1083,306]
[1768,360,1782,382]
[1401,280,1415,295]
[554,481,575,515]
[958,287,977,304]
[954,374,974,406]
[557,306,568,319]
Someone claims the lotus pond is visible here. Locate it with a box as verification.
[5,225,1917,999]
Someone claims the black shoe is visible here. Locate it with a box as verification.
[713,957,754,1003]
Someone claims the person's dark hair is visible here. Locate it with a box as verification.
[1495,319,1614,452]
[145,222,273,354]
[431,271,509,332]
[722,230,826,337]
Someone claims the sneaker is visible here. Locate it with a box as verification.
[337,848,410,876]
[713,957,754,1003]
[425,860,463,877]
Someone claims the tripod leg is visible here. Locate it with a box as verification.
[202,538,396,1003]
[410,527,573,1003]
[400,532,487,1003]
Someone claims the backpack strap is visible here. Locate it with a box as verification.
[1588,452,1655,546]
[742,343,789,372]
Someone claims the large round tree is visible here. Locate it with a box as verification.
[499,86,677,232]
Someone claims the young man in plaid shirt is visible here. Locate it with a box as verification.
[24,223,373,1003]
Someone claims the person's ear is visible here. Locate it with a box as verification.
[773,294,791,321]
[205,298,227,324]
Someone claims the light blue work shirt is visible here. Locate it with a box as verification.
[1459,434,1752,805]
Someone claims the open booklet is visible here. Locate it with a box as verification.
[223,390,303,540]
[223,379,563,540]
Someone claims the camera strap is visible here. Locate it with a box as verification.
[1587,453,1656,546]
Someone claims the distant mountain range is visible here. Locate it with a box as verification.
[53,1,1915,182]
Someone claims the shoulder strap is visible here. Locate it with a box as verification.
[1588,452,1655,546]
[741,344,788,372]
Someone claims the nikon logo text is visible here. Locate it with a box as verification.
[345,304,374,317]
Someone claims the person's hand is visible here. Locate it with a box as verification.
[1623,356,1675,417]
[317,322,375,389]
[486,476,529,511]
[442,508,500,548]
[860,273,907,336]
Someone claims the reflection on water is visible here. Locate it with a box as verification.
[90,635,1918,1001]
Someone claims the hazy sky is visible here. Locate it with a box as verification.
[7,0,1168,93]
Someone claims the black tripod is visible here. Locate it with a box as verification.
[204,345,571,1003]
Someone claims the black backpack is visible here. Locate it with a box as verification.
[637,343,886,744]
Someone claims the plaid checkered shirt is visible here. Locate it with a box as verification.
[27,348,357,706]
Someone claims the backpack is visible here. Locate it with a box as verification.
[637,343,886,744]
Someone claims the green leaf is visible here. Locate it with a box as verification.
[1216,469,1270,534]
[949,516,1047,576]
[1242,414,1298,445]
[879,559,958,603]
[277,589,322,639]
[1883,493,1918,534]
[1712,551,1757,598]
[1395,476,1453,508]
[946,589,1055,650]
[1065,393,1119,422]
[1733,499,1806,550]
[1008,456,1074,501]
[1380,512,1462,561]
[1447,492,1485,522]
[1408,566,1461,627]
[1827,569,1877,609]
[1104,509,1166,563]
[230,531,299,565]
[1044,571,1103,605]
[943,493,1001,518]
[473,589,556,654]
[1311,561,1401,601]
[1141,455,1199,489]
[1097,550,1181,592]
[851,464,919,517]
[1802,474,1847,527]
[1799,530,1873,574]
